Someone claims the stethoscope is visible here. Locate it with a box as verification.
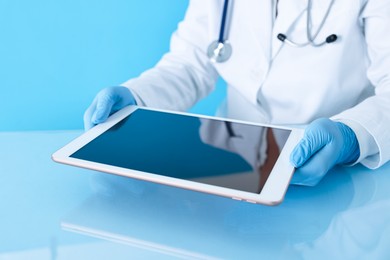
[207,0,338,63]
[207,0,232,63]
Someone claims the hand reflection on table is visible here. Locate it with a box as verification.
[285,199,390,259]
[282,165,390,259]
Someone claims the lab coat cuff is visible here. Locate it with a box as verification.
[120,81,146,107]
[332,118,380,169]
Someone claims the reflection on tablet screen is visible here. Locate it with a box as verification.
[71,109,291,194]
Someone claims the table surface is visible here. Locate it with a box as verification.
[1,130,390,259]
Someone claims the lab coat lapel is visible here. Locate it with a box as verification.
[244,0,273,62]
[271,0,307,59]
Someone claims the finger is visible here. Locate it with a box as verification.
[291,143,338,186]
[91,95,115,124]
[83,99,97,130]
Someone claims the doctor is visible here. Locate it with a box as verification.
[84,0,390,186]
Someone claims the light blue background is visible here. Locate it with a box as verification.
[0,0,226,131]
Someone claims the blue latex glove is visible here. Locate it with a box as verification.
[83,86,136,130]
[290,118,360,186]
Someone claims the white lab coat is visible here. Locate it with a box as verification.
[122,0,390,169]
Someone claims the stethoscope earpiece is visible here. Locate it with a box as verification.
[277,34,287,42]
[326,34,338,44]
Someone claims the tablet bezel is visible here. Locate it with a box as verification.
[52,106,304,205]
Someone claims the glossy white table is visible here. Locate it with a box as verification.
[1,131,389,259]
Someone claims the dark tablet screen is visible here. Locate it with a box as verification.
[71,109,290,193]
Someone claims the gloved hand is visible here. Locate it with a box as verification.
[290,118,360,186]
[83,86,136,130]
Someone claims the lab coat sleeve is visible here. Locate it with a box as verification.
[332,0,390,169]
[121,0,219,111]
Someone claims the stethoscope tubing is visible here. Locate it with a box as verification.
[208,0,338,63]
[218,0,230,43]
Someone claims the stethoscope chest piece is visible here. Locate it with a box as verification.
[207,40,232,63]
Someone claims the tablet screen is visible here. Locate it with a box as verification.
[70,109,291,194]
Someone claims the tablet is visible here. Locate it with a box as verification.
[52,106,304,205]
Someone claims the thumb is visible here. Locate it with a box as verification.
[290,126,328,167]
[91,95,115,124]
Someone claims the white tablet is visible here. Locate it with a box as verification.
[52,106,304,205]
